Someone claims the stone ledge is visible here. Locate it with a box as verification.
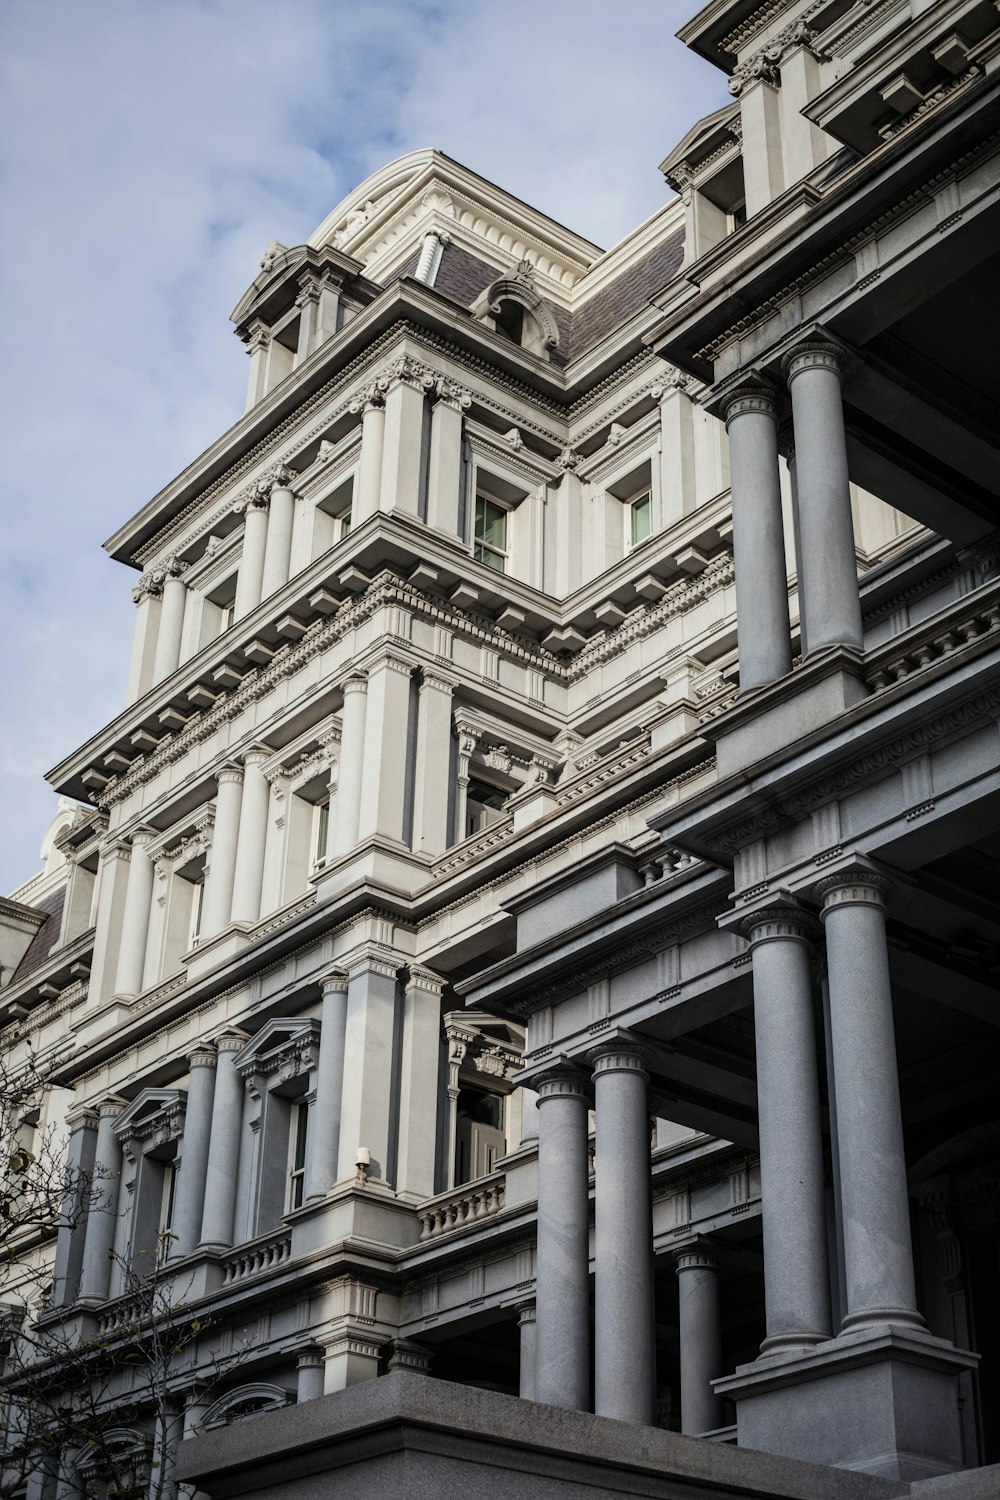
[177,1371,917,1500]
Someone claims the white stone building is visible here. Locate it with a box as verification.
[2,0,999,1496]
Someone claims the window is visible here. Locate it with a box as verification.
[629,491,653,547]
[455,1084,506,1184]
[314,799,330,866]
[474,495,508,572]
[223,601,236,633]
[188,877,205,948]
[336,507,352,542]
[286,1101,309,1212]
[729,200,747,232]
[466,778,508,838]
[159,1162,176,1238]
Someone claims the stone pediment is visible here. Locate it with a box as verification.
[232,1016,321,1081]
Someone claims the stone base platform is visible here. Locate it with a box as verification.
[176,1373,998,1500]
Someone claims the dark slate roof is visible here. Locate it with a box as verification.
[11,887,66,982]
[568,230,685,360]
[433,243,502,305]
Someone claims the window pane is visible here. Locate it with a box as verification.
[631,492,652,545]
[475,496,507,550]
[315,800,330,860]
[339,509,352,539]
[474,542,505,573]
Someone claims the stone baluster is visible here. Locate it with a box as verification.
[78,1097,127,1302]
[743,906,831,1354]
[114,827,156,997]
[396,966,446,1200]
[229,747,271,925]
[426,380,470,536]
[260,468,297,600]
[198,1031,248,1250]
[331,676,367,855]
[411,669,456,857]
[590,1038,656,1424]
[350,387,385,525]
[127,571,163,704]
[782,338,863,657]
[675,1242,724,1435]
[199,763,244,938]
[169,1046,217,1257]
[151,558,188,685]
[233,489,269,620]
[518,1304,537,1401]
[722,384,792,691]
[535,1064,591,1411]
[304,971,349,1201]
[818,869,921,1331]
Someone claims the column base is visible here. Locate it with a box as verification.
[707,645,867,778]
[715,1324,977,1480]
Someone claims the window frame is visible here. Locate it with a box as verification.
[473,492,510,573]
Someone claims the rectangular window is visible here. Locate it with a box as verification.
[314,799,330,864]
[474,495,508,573]
[287,1101,309,1211]
[159,1162,176,1237]
[466,778,508,839]
[189,879,205,948]
[630,491,652,547]
[336,508,352,542]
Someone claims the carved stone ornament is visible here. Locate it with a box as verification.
[260,240,288,273]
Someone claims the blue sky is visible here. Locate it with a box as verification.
[0,0,728,893]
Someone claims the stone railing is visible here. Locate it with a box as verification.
[417,1174,506,1241]
[866,588,1000,694]
[220,1230,292,1285]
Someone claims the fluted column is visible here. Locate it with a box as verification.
[200,764,244,938]
[169,1047,217,1257]
[675,1243,724,1435]
[78,1097,127,1302]
[151,558,188,685]
[426,382,469,536]
[229,748,270,925]
[722,384,792,691]
[127,572,163,703]
[260,468,297,599]
[304,971,349,1200]
[743,906,830,1354]
[358,651,413,844]
[198,1031,248,1250]
[396,965,445,1199]
[818,869,921,1331]
[535,1065,590,1411]
[411,669,456,856]
[114,827,156,997]
[590,1040,655,1424]
[331,676,367,855]
[518,1304,537,1401]
[782,339,863,656]
[233,490,269,620]
[52,1106,99,1306]
[351,388,385,524]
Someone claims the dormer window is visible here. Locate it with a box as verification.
[494,300,525,345]
[473,265,560,360]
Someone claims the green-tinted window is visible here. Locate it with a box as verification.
[337,508,352,541]
[474,495,508,572]
[630,491,652,546]
[315,799,330,861]
[288,1101,309,1211]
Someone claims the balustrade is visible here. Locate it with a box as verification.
[417,1174,506,1240]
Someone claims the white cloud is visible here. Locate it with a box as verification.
[0,0,728,892]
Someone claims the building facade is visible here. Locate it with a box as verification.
[2,0,999,1495]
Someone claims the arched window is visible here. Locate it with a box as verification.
[474,263,560,360]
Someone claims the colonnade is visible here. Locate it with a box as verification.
[723,334,863,692]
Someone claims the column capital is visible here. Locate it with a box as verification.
[419,667,458,696]
[212,1028,249,1055]
[216,762,245,788]
[129,825,158,852]
[261,461,298,496]
[517,1302,537,1327]
[66,1104,101,1132]
[674,1238,719,1275]
[294,277,322,309]
[405,963,446,997]
[319,967,349,997]
[781,337,846,385]
[586,1035,651,1077]
[348,379,386,416]
[240,744,272,770]
[387,1337,432,1374]
[367,647,414,679]
[430,375,472,412]
[97,1095,129,1121]
[295,1346,325,1370]
[341,943,401,982]
[340,672,369,698]
[817,866,893,915]
[720,379,780,426]
[188,1046,218,1071]
[535,1062,589,1101]
[132,571,164,604]
[740,903,818,948]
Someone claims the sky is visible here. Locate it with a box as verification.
[0,0,729,895]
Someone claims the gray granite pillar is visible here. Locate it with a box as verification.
[296,1349,326,1403]
[331,676,367,855]
[722,384,792,692]
[229,747,270,925]
[818,870,921,1331]
[782,340,863,656]
[199,1032,247,1250]
[743,907,831,1353]
[78,1097,127,1302]
[52,1106,99,1306]
[518,1304,537,1402]
[233,491,269,620]
[170,1047,217,1257]
[675,1243,724,1435]
[304,971,349,1200]
[535,1065,590,1411]
[590,1039,655,1424]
